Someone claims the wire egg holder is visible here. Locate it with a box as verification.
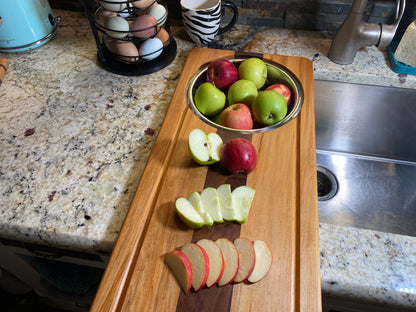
[83,0,177,76]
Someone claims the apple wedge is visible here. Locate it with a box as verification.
[248,240,273,283]
[188,128,223,165]
[200,187,223,223]
[181,243,210,292]
[175,197,205,229]
[217,184,235,221]
[215,238,239,286]
[233,237,256,283]
[188,191,214,226]
[165,250,193,294]
[196,239,224,287]
[232,185,256,224]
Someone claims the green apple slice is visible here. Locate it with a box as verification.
[232,186,256,224]
[188,191,214,226]
[175,197,205,229]
[217,184,235,221]
[188,129,223,165]
[200,187,223,223]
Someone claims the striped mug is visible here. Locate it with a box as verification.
[181,0,238,45]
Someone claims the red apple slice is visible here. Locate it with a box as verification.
[215,238,239,286]
[181,243,209,292]
[165,250,193,294]
[248,240,273,283]
[233,237,256,283]
[196,239,224,287]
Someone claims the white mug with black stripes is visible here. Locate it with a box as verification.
[181,0,238,45]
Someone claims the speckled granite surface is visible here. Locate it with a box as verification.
[1,9,415,309]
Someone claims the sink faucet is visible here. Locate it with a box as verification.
[329,0,406,64]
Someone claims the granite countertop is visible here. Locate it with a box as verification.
[1,9,415,310]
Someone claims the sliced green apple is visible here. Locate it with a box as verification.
[217,184,235,221]
[188,129,223,165]
[200,187,223,223]
[232,186,256,224]
[175,197,205,229]
[188,191,214,226]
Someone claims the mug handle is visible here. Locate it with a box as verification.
[218,1,238,35]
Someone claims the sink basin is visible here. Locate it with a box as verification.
[314,80,416,237]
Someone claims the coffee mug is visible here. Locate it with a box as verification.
[181,0,238,45]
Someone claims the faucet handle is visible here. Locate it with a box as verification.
[378,0,406,47]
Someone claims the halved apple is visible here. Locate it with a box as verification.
[217,184,235,221]
[215,238,239,286]
[200,187,223,223]
[248,240,273,283]
[233,237,256,283]
[165,250,193,294]
[175,197,205,229]
[196,239,224,287]
[188,129,223,165]
[232,185,256,224]
[188,191,214,226]
[181,243,210,292]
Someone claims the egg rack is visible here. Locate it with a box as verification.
[83,0,177,76]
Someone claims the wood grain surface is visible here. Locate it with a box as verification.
[90,48,321,312]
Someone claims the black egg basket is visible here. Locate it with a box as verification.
[82,0,177,76]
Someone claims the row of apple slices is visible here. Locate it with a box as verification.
[175,184,256,228]
[165,238,273,294]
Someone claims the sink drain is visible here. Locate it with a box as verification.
[317,166,338,201]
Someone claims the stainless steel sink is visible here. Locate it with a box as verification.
[314,80,416,237]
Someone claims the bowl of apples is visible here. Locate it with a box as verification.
[186,56,304,133]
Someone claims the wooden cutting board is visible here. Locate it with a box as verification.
[91,48,321,312]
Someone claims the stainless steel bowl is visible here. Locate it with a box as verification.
[186,57,304,134]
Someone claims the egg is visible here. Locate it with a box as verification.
[104,35,139,63]
[104,16,129,39]
[155,28,170,46]
[99,0,127,12]
[131,0,154,9]
[131,15,158,38]
[147,3,167,26]
[139,37,163,60]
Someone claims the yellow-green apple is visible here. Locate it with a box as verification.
[194,82,226,116]
[227,79,258,106]
[219,103,253,130]
[200,187,223,223]
[181,243,210,292]
[232,185,256,223]
[238,58,268,89]
[215,238,239,286]
[188,191,214,226]
[175,197,205,229]
[248,240,273,283]
[164,250,193,294]
[196,239,224,287]
[251,90,287,125]
[220,138,257,174]
[217,184,235,221]
[188,129,223,165]
[265,83,292,106]
[233,237,256,282]
[206,58,238,90]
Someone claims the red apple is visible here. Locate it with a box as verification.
[247,240,273,283]
[265,83,292,106]
[220,138,257,174]
[196,239,224,287]
[165,250,193,294]
[215,238,239,286]
[233,237,256,283]
[219,103,253,130]
[206,59,238,90]
[181,243,210,292]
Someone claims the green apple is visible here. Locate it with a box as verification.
[232,185,256,224]
[227,79,258,106]
[251,90,288,126]
[238,58,268,89]
[188,129,223,165]
[175,197,205,229]
[217,184,235,221]
[201,187,223,223]
[188,191,214,226]
[194,82,226,116]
